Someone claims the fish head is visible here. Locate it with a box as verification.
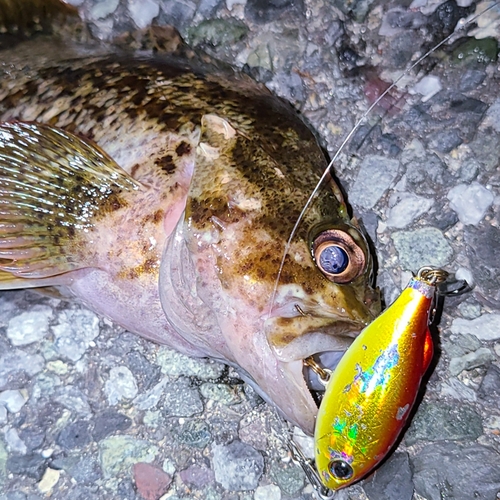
[160,94,381,435]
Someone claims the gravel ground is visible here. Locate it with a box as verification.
[1,0,500,499]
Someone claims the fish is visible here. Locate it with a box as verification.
[313,267,448,491]
[0,0,380,435]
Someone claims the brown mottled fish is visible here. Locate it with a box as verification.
[0,0,380,434]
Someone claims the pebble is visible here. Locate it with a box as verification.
[37,468,60,494]
[89,0,119,20]
[349,155,400,209]
[448,347,495,376]
[133,462,172,500]
[52,309,100,362]
[175,419,212,448]
[56,420,92,450]
[53,386,91,416]
[6,454,47,481]
[254,484,281,500]
[0,442,6,487]
[5,428,28,455]
[200,382,242,405]
[99,435,158,478]
[0,405,7,424]
[179,464,215,488]
[104,366,138,405]
[212,440,263,491]
[447,182,494,225]
[159,0,196,29]
[6,306,52,346]
[155,347,225,380]
[244,0,295,24]
[268,459,305,497]
[362,451,413,500]
[385,192,433,228]
[128,0,159,29]
[478,364,500,402]
[0,389,27,413]
[161,378,203,417]
[133,378,168,411]
[451,313,500,341]
[412,442,500,500]
[412,75,442,102]
[485,96,500,132]
[440,377,477,401]
[405,401,483,445]
[392,227,453,270]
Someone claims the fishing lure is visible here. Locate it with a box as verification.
[311,267,448,492]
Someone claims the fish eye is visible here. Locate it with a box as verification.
[328,459,354,480]
[312,229,366,284]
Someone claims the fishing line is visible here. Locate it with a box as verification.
[268,0,500,316]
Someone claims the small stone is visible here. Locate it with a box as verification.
[429,129,463,153]
[93,410,132,441]
[439,377,477,402]
[485,97,500,132]
[53,386,91,416]
[7,454,47,481]
[90,0,119,20]
[412,75,442,102]
[268,459,305,497]
[52,309,100,362]
[406,402,483,445]
[244,0,295,24]
[200,382,242,405]
[126,351,161,392]
[362,451,413,500]
[459,69,486,91]
[392,227,453,270]
[104,366,138,405]
[457,300,481,319]
[56,420,92,450]
[412,442,500,500]
[349,155,400,209]
[161,378,203,417]
[18,428,45,454]
[175,419,212,448]
[69,455,102,484]
[156,348,225,380]
[0,439,7,485]
[0,389,27,413]
[449,347,495,376]
[478,364,500,402]
[37,468,60,494]
[212,440,264,491]
[99,436,158,478]
[128,0,159,29]
[179,464,215,488]
[0,405,7,424]
[187,18,248,48]
[254,484,281,500]
[385,192,433,228]
[134,378,168,411]
[451,313,500,341]
[5,428,27,455]
[447,182,494,225]
[133,462,172,500]
[158,0,196,29]
[6,306,52,346]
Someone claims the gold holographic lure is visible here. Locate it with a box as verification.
[313,267,448,491]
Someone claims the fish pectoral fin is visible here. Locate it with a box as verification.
[0,121,142,287]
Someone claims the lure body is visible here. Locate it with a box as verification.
[314,275,436,490]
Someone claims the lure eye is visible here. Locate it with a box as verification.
[328,459,353,480]
[312,229,366,284]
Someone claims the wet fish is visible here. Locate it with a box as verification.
[0,0,380,434]
[314,268,446,491]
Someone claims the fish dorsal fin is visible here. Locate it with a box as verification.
[0,121,142,287]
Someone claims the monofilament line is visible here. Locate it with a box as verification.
[267,0,500,317]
